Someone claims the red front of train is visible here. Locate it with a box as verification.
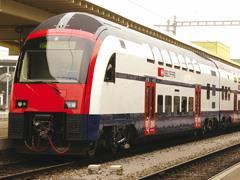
[8,16,101,155]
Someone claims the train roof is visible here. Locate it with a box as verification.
[32,12,240,69]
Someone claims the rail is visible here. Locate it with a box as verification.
[139,143,240,179]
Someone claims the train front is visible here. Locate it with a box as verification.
[8,13,101,155]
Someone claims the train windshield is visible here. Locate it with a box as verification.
[16,36,94,83]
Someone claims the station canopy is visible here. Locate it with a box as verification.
[0,0,104,55]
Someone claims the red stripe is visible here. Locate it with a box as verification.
[26,29,96,42]
[84,39,102,114]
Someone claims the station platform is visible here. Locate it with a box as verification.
[0,111,8,121]
[0,113,11,152]
[0,120,8,139]
[211,162,240,180]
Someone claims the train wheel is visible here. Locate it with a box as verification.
[126,125,138,148]
[208,120,213,132]
[202,120,208,135]
[227,117,232,128]
[222,117,227,129]
[110,140,119,154]
[106,127,119,154]
[213,118,219,131]
[109,131,119,154]
[87,141,97,158]
[194,129,201,138]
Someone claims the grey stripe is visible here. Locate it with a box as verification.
[116,72,240,94]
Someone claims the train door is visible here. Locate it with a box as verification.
[194,85,201,129]
[144,81,156,136]
[233,91,238,122]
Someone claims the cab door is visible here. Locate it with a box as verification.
[144,81,156,136]
[194,85,202,129]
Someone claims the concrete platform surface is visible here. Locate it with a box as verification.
[0,119,12,151]
[211,162,240,180]
[0,111,8,121]
[0,120,8,139]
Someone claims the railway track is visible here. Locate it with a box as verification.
[0,129,238,179]
[139,143,240,180]
[0,134,195,179]
[0,160,77,180]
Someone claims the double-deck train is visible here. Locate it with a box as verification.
[8,12,240,155]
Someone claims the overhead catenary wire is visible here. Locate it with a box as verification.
[126,0,168,22]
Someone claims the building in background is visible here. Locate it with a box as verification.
[232,59,240,65]
[192,41,230,60]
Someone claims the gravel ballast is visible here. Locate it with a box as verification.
[36,131,240,179]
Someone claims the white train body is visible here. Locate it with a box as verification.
[9,12,240,155]
[90,19,240,136]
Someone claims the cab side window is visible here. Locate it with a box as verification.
[104,53,116,83]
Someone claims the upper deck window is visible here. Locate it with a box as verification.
[192,59,201,73]
[142,44,155,63]
[152,47,164,65]
[161,49,172,66]
[178,54,187,70]
[211,70,217,76]
[185,56,194,72]
[119,40,126,49]
[169,52,180,68]
[234,76,237,83]
[16,36,94,84]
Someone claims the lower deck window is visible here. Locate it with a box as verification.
[174,96,180,115]
[189,97,194,112]
[165,96,172,113]
[157,95,163,114]
[181,96,187,113]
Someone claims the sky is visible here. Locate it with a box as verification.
[88,0,240,59]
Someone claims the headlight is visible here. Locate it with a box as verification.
[64,101,77,109]
[16,100,28,108]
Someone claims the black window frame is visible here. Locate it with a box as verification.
[157,95,163,114]
[238,100,240,111]
[104,53,116,83]
[212,85,216,96]
[212,102,216,109]
[222,86,224,100]
[228,87,231,101]
[225,86,228,100]
[211,70,216,76]
[165,95,172,114]
[181,96,187,114]
[174,96,180,115]
[188,97,194,112]
[119,40,126,49]
[207,84,210,100]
